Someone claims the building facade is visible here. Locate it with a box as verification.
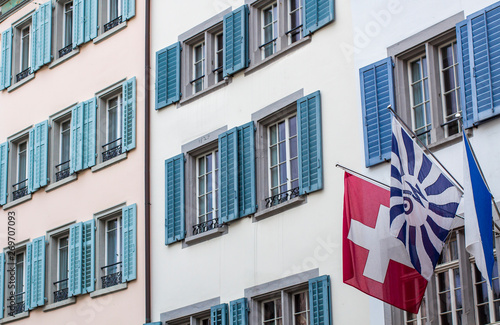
[0,0,144,323]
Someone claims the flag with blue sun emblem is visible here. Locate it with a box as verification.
[390,119,462,280]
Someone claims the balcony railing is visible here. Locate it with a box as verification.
[104,15,122,32]
[53,278,69,303]
[265,187,300,208]
[12,179,28,201]
[101,261,122,289]
[102,138,122,162]
[58,44,73,58]
[193,217,221,235]
[8,293,25,316]
[55,160,70,182]
[16,68,31,83]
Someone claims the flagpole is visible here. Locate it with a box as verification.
[387,105,464,193]
[335,164,390,189]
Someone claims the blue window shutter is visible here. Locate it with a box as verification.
[81,219,95,293]
[155,42,181,109]
[31,9,39,71]
[122,204,137,282]
[122,77,137,153]
[28,128,35,193]
[70,103,83,173]
[82,98,96,169]
[303,0,334,36]
[165,154,185,244]
[211,304,229,325]
[237,122,256,217]
[456,19,474,129]
[83,0,98,41]
[123,0,135,20]
[229,298,248,325]
[31,2,52,72]
[359,57,394,167]
[0,142,8,205]
[73,0,84,46]
[68,222,83,297]
[31,120,49,191]
[0,28,12,90]
[219,127,239,223]
[223,5,249,78]
[31,236,46,308]
[25,243,32,311]
[309,275,332,325]
[297,91,323,195]
[0,253,4,319]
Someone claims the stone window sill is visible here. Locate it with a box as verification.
[253,196,307,222]
[0,311,29,324]
[427,129,471,151]
[7,73,35,93]
[2,194,32,210]
[245,36,311,77]
[45,174,77,192]
[93,21,127,45]
[90,282,127,298]
[183,225,228,247]
[49,48,80,69]
[43,297,76,312]
[92,152,127,173]
[179,79,231,107]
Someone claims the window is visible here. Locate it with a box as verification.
[11,251,25,316]
[439,42,461,137]
[48,108,73,184]
[472,260,500,324]
[196,150,219,230]
[261,3,278,59]
[108,0,120,22]
[262,297,282,325]
[53,0,75,59]
[12,18,32,83]
[47,225,71,305]
[192,42,205,93]
[20,26,30,73]
[9,133,30,202]
[408,56,431,145]
[57,237,69,294]
[404,296,427,325]
[214,33,224,83]
[288,0,303,44]
[292,291,309,325]
[97,0,135,36]
[63,2,73,47]
[105,94,123,159]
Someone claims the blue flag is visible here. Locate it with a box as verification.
[463,131,494,286]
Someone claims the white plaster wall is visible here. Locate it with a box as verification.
[150,0,383,324]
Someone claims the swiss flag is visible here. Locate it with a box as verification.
[342,172,428,313]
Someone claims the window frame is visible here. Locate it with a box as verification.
[52,0,76,61]
[195,149,219,226]
[7,129,31,203]
[2,241,29,318]
[48,105,75,188]
[11,16,33,84]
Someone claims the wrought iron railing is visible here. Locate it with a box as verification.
[101,261,122,289]
[58,44,73,58]
[8,293,25,316]
[104,15,122,32]
[16,68,31,83]
[55,160,71,182]
[53,278,69,303]
[102,138,122,162]
[265,187,300,208]
[12,179,28,201]
[285,24,303,36]
[193,217,221,235]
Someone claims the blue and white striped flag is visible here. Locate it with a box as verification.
[463,131,494,286]
[390,119,462,280]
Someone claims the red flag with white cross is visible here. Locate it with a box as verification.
[342,172,428,313]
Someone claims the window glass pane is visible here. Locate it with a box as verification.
[264,301,275,320]
[59,236,69,289]
[411,60,421,83]
[107,97,119,145]
[61,120,71,164]
[64,2,73,46]
[109,0,119,20]
[18,142,27,183]
[21,27,30,71]
[15,253,24,303]
[106,220,118,272]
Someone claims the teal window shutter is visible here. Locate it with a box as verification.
[83,0,98,42]
[73,0,84,46]
[31,236,46,308]
[68,222,83,297]
[31,2,52,72]
[25,243,32,311]
[0,28,12,90]
[31,121,49,191]
[122,203,137,282]
[219,127,239,223]
[28,128,35,193]
[70,103,83,174]
[122,77,137,153]
[229,298,248,325]
[165,153,185,244]
[82,98,96,169]
[359,57,394,167]
[0,253,4,319]
[223,5,249,78]
[309,275,332,325]
[303,0,334,36]
[81,219,95,293]
[155,42,181,109]
[456,20,474,129]
[123,0,135,20]
[0,142,8,205]
[211,303,229,325]
[297,91,323,195]
[237,122,256,217]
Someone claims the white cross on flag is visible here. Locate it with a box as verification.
[343,172,428,313]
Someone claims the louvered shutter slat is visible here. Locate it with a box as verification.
[219,128,238,223]
[82,219,95,293]
[155,42,181,109]
[0,28,12,90]
[223,5,249,77]
[229,298,248,325]
[122,204,137,282]
[122,77,136,153]
[82,98,96,169]
[237,122,255,217]
[303,0,334,35]
[309,275,332,325]
[68,222,83,297]
[211,304,229,325]
[70,103,84,173]
[31,236,46,308]
[0,142,9,205]
[165,154,185,244]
